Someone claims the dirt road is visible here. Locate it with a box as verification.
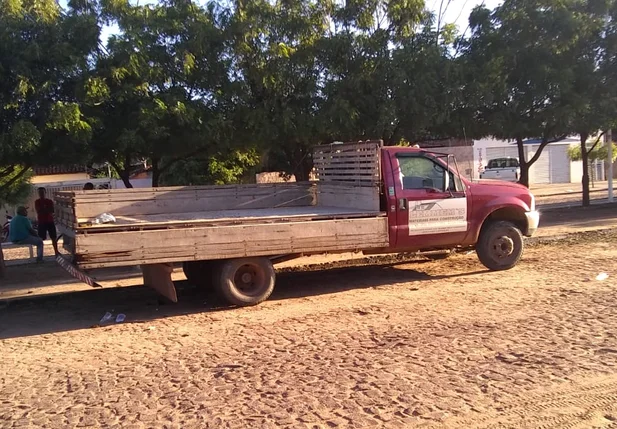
[1,229,617,428]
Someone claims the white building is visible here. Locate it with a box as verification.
[473,136,605,184]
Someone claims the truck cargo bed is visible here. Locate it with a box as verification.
[75,206,384,233]
[55,141,388,269]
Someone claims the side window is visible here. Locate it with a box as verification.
[398,156,448,191]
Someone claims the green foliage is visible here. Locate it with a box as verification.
[568,142,617,162]
[0,0,99,198]
[0,168,33,206]
[160,149,260,186]
[2,0,617,197]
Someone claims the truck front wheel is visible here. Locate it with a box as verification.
[216,257,276,306]
[476,221,524,271]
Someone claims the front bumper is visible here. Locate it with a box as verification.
[524,210,540,237]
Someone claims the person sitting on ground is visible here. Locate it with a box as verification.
[34,187,59,255]
[9,207,45,263]
[83,182,94,190]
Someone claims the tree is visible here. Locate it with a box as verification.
[559,0,617,205]
[0,0,99,276]
[568,138,617,188]
[87,0,233,187]
[390,14,465,144]
[460,0,575,187]
[227,0,330,180]
[160,148,260,186]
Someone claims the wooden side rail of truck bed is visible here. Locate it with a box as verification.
[55,140,388,306]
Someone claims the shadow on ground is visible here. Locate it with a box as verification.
[0,261,487,340]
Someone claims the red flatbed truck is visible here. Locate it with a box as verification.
[55,140,539,305]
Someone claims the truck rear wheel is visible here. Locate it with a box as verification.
[216,257,275,307]
[476,221,524,271]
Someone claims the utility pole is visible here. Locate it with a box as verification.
[609,129,614,203]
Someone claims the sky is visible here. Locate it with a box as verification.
[437,0,501,32]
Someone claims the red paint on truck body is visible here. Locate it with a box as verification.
[379,146,536,253]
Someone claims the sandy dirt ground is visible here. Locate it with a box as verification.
[1,219,617,427]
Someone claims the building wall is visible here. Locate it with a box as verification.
[473,137,584,184]
[31,173,89,184]
[115,178,153,188]
[256,172,297,183]
[570,160,583,183]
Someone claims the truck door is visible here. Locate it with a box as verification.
[391,151,469,249]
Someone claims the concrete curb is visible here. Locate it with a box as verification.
[537,200,615,212]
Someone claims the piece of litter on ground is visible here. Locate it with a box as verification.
[115,314,126,323]
[100,312,113,324]
[596,273,609,281]
[146,326,156,331]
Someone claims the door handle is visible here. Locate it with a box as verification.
[398,198,407,210]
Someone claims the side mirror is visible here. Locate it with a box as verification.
[443,171,450,192]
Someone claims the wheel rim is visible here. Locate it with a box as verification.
[490,233,515,260]
[233,263,267,297]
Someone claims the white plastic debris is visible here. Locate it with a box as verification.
[100,312,113,324]
[93,213,117,224]
[116,314,126,323]
[596,273,609,281]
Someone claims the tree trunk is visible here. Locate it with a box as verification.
[581,133,590,207]
[111,164,133,189]
[516,137,530,187]
[292,148,313,182]
[0,246,6,279]
[111,153,134,189]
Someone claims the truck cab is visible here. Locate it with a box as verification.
[380,146,538,270]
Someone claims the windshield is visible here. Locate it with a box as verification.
[487,158,519,169]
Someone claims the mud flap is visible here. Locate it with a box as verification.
[141,263,178,303]
[56,255,103,288]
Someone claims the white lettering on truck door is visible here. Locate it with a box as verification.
[408,198,468,236]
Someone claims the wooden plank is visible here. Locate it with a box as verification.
[315,167,379,174]
[75,207,384,232]
[314,154,378,161]
[65,182,313,199]
[312,141,381,187]
[70,185,313,204]
[315,184,381,211]
[314,175,379,182]
[74,217,389,269]
[142,264,177,303]
[314,161,379,169]
[70,185,315,219]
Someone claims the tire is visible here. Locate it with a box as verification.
[182,260,217,288]
[476,221,524,271]
[215,257,276,307]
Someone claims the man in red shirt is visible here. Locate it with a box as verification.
[34,187,59,256]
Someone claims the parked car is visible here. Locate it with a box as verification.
[480,157,521,182]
